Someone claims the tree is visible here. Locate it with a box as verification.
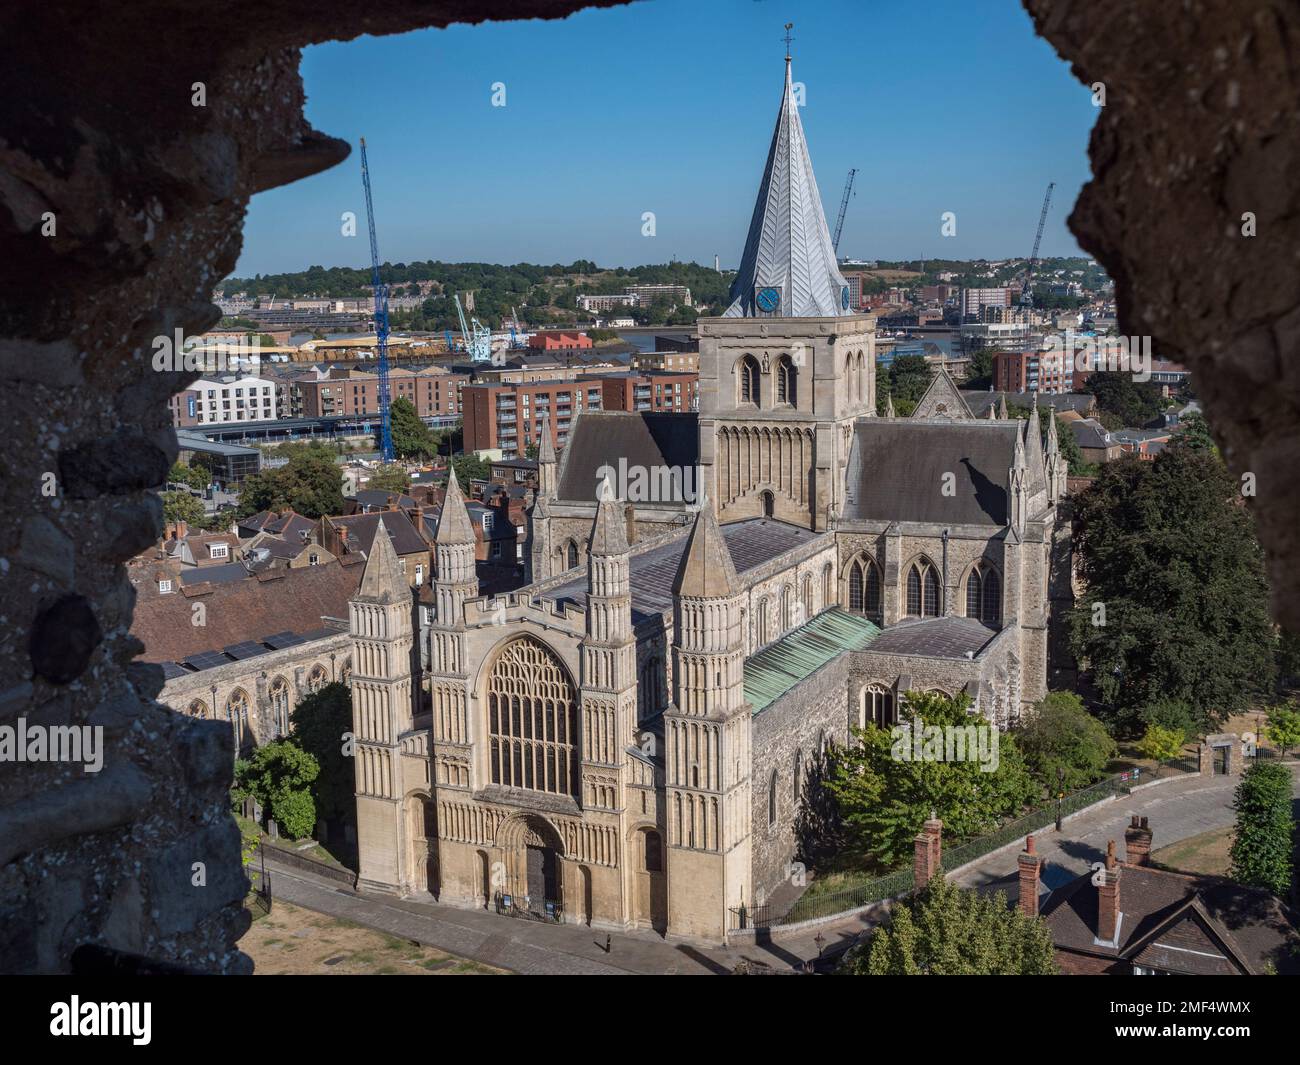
[288,683,355,824]
[1173,410,1216,452]
[1083,371,1166,427]
[236,442,344,520]
[161,490,205,528]
[1018,691,1116,791]
[233,741,320,840]
[1265,703,1300,759]
[965,348,994,390]
[824,691,1038,870]
[888,354,932,409]
[169,461,208,491]
[452,453,491,486]
[388,396,438,460]
[368,464,410,496]
[1229,761,1294,897]
[1068,447,1276,730]
[845,876,1057,975]
[1137,723,1186,775]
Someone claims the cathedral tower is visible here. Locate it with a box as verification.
[663,501,753,939]
[350,520,416,893]
[697,55,879,530]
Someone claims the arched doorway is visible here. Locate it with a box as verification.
[497,813,565,918]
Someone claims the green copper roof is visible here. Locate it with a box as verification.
[744,607,881,715]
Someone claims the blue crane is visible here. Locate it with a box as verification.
[359,137,394,462]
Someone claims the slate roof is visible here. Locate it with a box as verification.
[556,411,699,504]
[352,489,418,511]
[238,509,316,542]
[132,560,361,667]
[1070,417,1114,450]
[843,420,1021,525]
[544,518,820,625]
[1041,864,1300,975]
[724,58,851,319]
[327,510,428,557]
[745,608,881,714]
[861,615,1000,659]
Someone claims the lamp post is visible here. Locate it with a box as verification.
[1055,766,1065,832]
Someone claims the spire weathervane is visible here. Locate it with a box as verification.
[783,22,794,61]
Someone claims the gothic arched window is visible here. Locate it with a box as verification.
[860,684,895,729]
[566,539,579,569]
[306,664,327,693]
[965,562,1001,623]
[847,556,881,618]
[776,355,797,406]
[487,637,579,797]
[780,584,793,631]
[822,562,834,607]
[739,355,760,406]
[906,560,941,618]
[187,699,209,720]
[801,573,814,621]
[760,490,775,518]
[225,688,250,747]
[269,676,290,737]
[755,597,770,648]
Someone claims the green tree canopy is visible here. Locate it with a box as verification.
[846,875,1057,975]
[824,691,1039,870]
[1265,703,1300,758]
[162,490,206,528]
[388,396,439,460]
[1083,371,1167,427]
[1067,445,1275,730]
[1018,691,1116,791]
[236,442,344,520]
[233,741,320,841]
[169,461,209,492]
[368,464,411,495]
[288,683,355,824]
[1229,761,1294,897]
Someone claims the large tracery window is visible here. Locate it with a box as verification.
[906,560,941,618]
[487,637,579,797]
[860,684,895,728]
[306,664,327,693]
[965,562,1002,623]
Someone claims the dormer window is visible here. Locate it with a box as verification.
[158,579,173,594]
[209,542,229,559]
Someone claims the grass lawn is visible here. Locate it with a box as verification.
[1150,826,1234,878]
[242,900,506,975]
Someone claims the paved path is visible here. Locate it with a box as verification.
[262,769,1289,975]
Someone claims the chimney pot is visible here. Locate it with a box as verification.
[1017,835,1042,916]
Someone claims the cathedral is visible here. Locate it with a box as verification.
[348,54,1070,942]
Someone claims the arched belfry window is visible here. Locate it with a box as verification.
[566,539,579,569]
[965,562,1002,623]
[906,559,941,618]
[739,355,760,406]
[487,637,579,797]
[847,555,882,619]
[856,351,867,403]
[776,355,797,406]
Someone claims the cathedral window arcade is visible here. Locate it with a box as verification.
[738,355,761,406]
[847,555,882,620]
[776,354,797,406]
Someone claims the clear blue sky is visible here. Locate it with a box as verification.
[233,0,1097,277]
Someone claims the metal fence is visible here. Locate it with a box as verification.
[728,772,1139,933]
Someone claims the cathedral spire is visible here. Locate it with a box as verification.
[589,473,629,558]
[673,496,739,598]
[435,467,475,546]
[357,518,407,604]
[885,393,896,419]
[723,53,851,318]
[997,394,1008,420]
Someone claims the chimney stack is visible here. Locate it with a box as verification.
[176,519,188,540]
[1097,839,1122,944]
[1017,834,1042,916]
[1124,815,1153,866]
[912,813,943,891]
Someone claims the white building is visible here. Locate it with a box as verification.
[190,375,278,424]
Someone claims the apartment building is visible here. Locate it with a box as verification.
[598,370,698,413]
[292,366,468,420]
[462,378,605,455]
[993,348,1073,393]
[961,286,1019,318]
[630,349,699,373]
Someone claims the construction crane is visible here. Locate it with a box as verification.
[454,292,492,363]
[443,329,458,354]
[509,305,526,350]
[1021,181,1055,306]
[832,168,858,254]
[359,138,394,462]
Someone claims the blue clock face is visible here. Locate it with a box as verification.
[841,285,850,310]
[756,286,781,313]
